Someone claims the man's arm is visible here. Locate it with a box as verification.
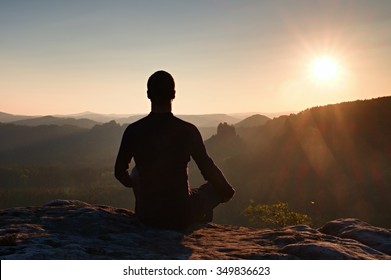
[114,129,133,188]
[190,127,235,202]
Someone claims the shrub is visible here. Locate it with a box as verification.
[244,201,312,228]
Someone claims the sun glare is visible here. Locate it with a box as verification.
[310,56,339,82]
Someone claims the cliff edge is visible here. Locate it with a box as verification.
[1,200,390,260]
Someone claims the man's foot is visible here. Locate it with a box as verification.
[202,208,213,223]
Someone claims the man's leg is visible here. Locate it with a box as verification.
[189,183,222,223]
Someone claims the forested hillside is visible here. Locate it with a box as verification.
[202,97,391,226]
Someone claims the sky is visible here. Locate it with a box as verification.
[1,0,391,115]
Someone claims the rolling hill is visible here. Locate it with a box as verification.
[12,115,101,129]
[234,114,270,128]
[0,112,38,123]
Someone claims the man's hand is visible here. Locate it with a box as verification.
[129,167,141,189]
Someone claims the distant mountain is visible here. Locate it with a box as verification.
[2,111,246,128]
[12,116,101,129]
[234,114,270,128]
[61,112,241,127]
[116,114,240,127]
[60,111,131,123]
[2,112,233,140]
[0,112,39,123]
[230,111,297,119]
[179,114,241,127]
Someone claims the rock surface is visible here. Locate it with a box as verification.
[0,200,390,260]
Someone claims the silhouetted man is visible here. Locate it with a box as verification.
[115,70,235,230]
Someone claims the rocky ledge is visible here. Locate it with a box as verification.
[0,200,390,260]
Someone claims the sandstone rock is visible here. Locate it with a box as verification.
[319,218,391,256]
[0,200,390,260]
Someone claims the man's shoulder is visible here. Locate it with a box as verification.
[172,115,200,133]
[123,115,149,133]
[172,115,195,126]
[129,115,149,125]
[123,113,201,136]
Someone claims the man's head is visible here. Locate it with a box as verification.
[147,71,175,105]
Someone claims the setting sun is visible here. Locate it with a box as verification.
[310,56,339,82]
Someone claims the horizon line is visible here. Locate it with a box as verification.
[0,110,298,118]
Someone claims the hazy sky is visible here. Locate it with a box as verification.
[1,0,391,115]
